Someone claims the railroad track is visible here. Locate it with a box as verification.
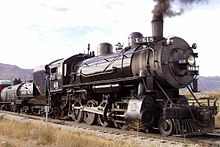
[0,110,220,147]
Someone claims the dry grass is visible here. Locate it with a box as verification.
[0,118,134,147]
[205,92,220,99]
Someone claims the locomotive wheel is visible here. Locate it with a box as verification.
[98,115,110,127]
[97,100,110,127]
[50,106,60,119]
[158,117,174,136]
[84,100,97,125]
[142,95,155,108]
[72,102,84,123]
[15,105,21,113]
[114,122,128,130]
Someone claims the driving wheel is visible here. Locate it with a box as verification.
[84,100,97,125]
[98,100,111,127]
[72,102,83,123]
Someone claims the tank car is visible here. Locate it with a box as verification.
[0,81,45,114]
[42,14,217,136]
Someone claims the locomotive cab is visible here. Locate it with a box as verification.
[62,53,92,85]
[49,59,64,93]
[49,53,95,93]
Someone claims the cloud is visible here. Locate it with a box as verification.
[0,0,219,76]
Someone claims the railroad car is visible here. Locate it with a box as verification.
[0,81,45,114]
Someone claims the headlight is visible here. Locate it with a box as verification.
[187,55,195,66]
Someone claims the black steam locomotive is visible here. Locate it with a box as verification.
[0,14,217,136]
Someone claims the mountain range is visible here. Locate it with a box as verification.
[198,76,220,92]
[0,63,220,92]
[0,63,33,82]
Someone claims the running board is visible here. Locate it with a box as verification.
[73,106,126,118]
[73,106,103,115]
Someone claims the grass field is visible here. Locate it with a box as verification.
[0,118,134,147]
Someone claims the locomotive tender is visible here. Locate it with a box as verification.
[0,14,217,136]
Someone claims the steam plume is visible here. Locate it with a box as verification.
[152,0,208,18]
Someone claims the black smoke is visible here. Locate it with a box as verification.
[152,0,208,17]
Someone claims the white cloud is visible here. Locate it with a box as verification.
[0,0,219,76]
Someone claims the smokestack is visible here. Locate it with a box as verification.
[151,14,163,38]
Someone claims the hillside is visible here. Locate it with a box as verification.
[0,63,33,82]
[198,76,220,92]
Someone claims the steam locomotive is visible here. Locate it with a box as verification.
[0,14,217,136]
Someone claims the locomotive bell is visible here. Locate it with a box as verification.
[97,42,113,56]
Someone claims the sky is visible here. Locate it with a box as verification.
[0,0,219,76]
